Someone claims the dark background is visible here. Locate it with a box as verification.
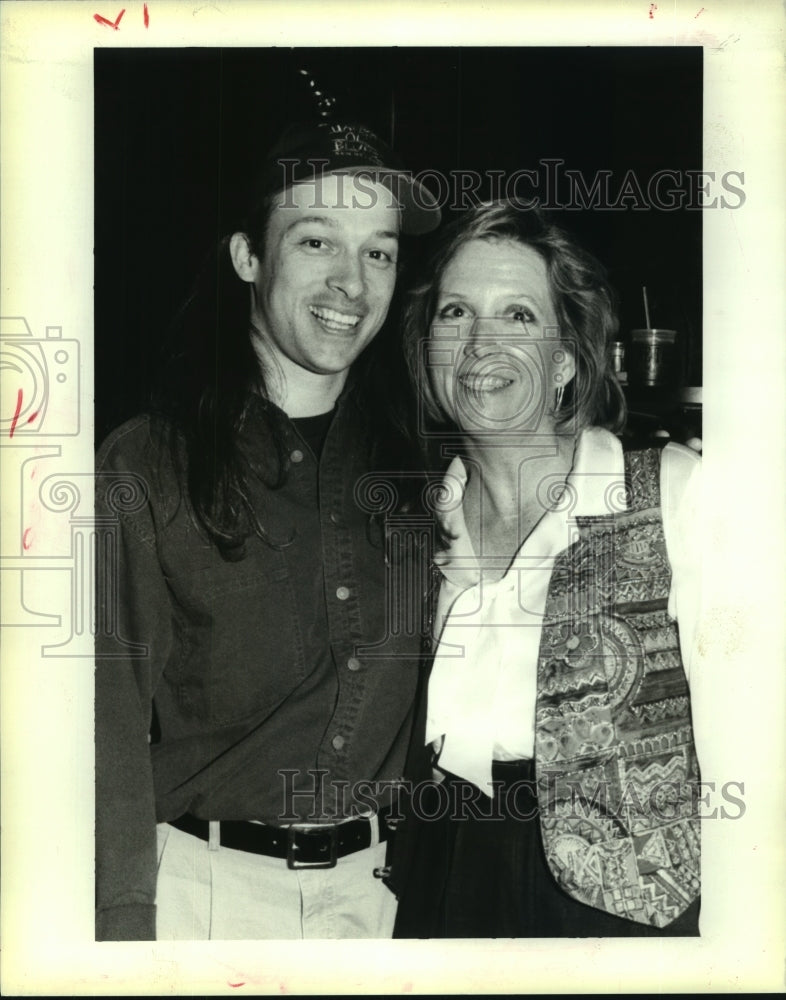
[94,47,702,444]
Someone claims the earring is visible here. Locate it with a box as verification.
[554,384,565,413]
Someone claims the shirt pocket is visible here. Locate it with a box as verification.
[166,557,306,727]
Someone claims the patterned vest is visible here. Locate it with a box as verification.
[534,448,700,928]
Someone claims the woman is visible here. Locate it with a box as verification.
[391,201,702,938]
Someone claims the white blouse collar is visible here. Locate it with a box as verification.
[434,427,625,587]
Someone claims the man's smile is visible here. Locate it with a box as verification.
[309,305,362,332]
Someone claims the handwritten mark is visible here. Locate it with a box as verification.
[94,8,126,29]
[9,388,23,437]
[228,985,246,990]
[649,3,658,17]
[695,6,705,15]
[23,528,33,551]
[144,3,149,27]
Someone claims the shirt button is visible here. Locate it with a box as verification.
[332,734,345,751]
[290,449,304,463]
[347,657,361,672]
[336,586,350,601]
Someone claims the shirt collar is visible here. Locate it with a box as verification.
[569,426,625,516]
[434,427,625,584]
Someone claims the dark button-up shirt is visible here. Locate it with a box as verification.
[95,389,424,939]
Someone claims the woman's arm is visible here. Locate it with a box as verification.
[661,441,703,683]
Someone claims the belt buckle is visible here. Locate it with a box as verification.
[286,824,339,870]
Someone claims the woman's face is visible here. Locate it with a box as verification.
[427,237,574,435]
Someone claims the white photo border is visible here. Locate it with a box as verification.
[1,0,785,994]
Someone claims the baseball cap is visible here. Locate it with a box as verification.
[256,121,442,236]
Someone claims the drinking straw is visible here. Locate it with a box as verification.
[642,286,652,329]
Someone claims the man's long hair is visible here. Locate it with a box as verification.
[150,195,420,561]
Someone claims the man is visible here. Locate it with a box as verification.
[95,121,440,940]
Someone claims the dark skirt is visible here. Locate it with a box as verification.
[392,759,700,938]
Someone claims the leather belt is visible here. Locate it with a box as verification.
[169,808,394,870]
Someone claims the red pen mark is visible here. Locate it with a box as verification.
[695,6,705,15]
[27,410,40,425]
[228,985,245,990]
[94,8,126,29]
[23,528,33,551]
[9,388,23,437]
[144,3,149,27]
[649,2,657,17]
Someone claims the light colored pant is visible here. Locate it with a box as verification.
[155,821,398,940]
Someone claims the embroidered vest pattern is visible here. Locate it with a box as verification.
[534,449,700,928]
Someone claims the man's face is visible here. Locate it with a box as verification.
[248,174,400,379]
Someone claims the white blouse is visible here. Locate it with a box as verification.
[425,427,702,795]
